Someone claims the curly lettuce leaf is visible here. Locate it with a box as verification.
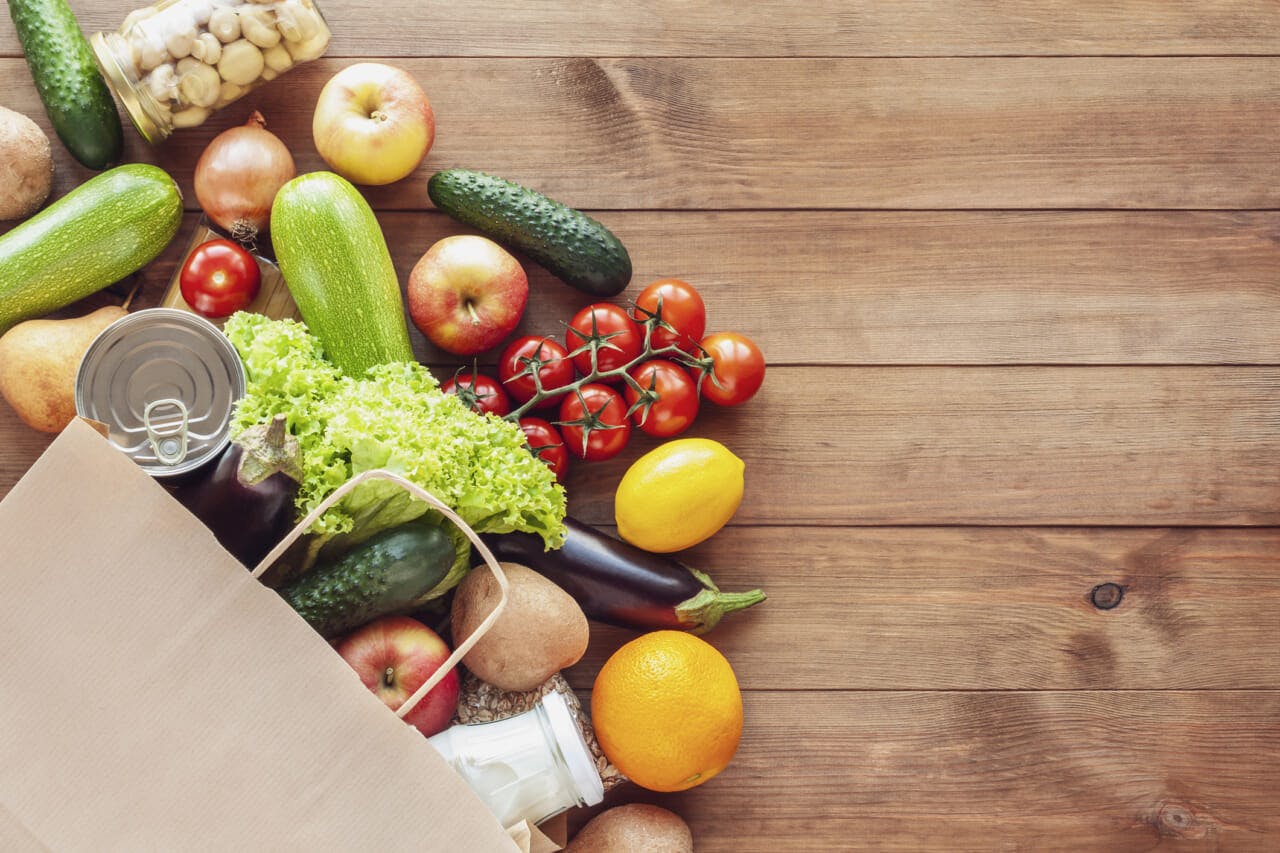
[224,314,566,593]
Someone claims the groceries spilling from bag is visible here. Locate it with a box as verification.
[0,1,769,846]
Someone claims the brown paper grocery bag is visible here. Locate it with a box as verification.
[0,420,520,852]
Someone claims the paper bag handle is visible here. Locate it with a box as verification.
[250,469,509,719]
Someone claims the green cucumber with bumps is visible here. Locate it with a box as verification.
[0,164,182,335]
[278,519,455,638]
[428,169,632,297]
[8,0,123,170]
[271,171,415,376]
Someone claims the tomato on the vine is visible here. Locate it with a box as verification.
[179,238,261,318]
[557,383,631,461]
[498,336,574,407]
[697,332,766,406]
[441,371,511,417]
[624,359,699,438]
[518,417,570,483]
[632,278,706,354]
[565,303,643,376]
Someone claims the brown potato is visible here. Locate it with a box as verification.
[451,561,588,691]
[567,804,694,853]
[0,105,53,220]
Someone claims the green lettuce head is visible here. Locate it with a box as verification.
[225,313,566,598]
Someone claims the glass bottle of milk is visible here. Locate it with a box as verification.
[428,692,605,829]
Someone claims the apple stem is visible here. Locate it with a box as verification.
[465,300,481,327]
[382,666,395,688]
[370,109,389,123]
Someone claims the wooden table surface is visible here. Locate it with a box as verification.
[3,2,1280,850]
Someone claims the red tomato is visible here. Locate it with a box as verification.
[518,418,570,483]
[565,303,643,376]
[498,336,574,407]
[624,359,700,437]
[697,332,766,406]
[557,383,631,461]
[631,278,706,354]
[441,371,511,417]
[179,238,261,318]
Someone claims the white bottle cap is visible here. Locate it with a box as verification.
[539,692,605,807]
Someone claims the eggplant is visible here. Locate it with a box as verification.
[177,414,302,569]
[479,517,764,634]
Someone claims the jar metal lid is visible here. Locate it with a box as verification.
[75,308,246,478]
[540,692,605,807]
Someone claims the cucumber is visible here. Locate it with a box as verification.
[271,172,414,376]
[8,0,123,170]
[278,519,455,638]
[0,164,182,335]
[428,169,632,297]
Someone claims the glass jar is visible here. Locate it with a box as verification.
[91,0,331,143]
[427,693,605,829]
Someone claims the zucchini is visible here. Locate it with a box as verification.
[8,0,123,170]
[271,172,414,376]
[278,519,456,638]
[428,169,632,297]
[0,164,182,335]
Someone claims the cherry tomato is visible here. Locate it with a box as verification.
[441,371,511,417]
[557,383,631,462]
[518,417,570,483]
[498,336,574,408]
[179,238,261,318]
[697,332,766,406]
[624,359,700,437]
[631,278,706,354]
[565,303,643,377]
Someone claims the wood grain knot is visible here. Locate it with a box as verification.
[1154,802,1212,840]
[1090,582,1124,610]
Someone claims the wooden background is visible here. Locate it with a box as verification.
[3,2,1280,849]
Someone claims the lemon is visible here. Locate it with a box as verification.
[614,438,744,552]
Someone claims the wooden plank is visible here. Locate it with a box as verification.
[3,58,1279,210]
[564,527,1280,691]
[556,365,1280,527]
[13,210,1280,367]
[396,210,1280,366]
[572,691,1280,851]
[4,2,1280,58]
[4,366,1279,525]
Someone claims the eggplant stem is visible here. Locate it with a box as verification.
[674,587,766,634]
[236,414,304,486]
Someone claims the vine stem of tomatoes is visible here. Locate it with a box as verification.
[502,302,716,430]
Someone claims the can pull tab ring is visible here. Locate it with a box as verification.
[144,398,190,466]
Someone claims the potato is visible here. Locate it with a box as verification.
[451,561,588,691]
[567,804,694,853]
[0,105,53,220]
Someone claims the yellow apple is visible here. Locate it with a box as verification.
[312,62,435,186]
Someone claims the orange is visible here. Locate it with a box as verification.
[591,630,743,792]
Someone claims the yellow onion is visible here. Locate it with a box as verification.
[193,111,295,244]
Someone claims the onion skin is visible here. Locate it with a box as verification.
[193,111,296,242]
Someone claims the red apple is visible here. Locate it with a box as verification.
[408,235,529,355]
[312,62,435,186]
[335,616,459,737]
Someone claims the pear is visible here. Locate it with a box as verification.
[0,306,127,433]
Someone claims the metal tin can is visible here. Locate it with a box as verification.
[75,308,246,478]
